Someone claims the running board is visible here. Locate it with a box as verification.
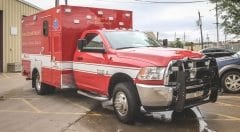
[77,90,108,101]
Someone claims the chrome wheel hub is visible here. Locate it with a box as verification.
[35,75,41,91]
[225,74,240,92]
[114,91,128,116]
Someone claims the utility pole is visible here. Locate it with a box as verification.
[216,2,220,47]
[183,32,186,45]
[183,32,186,41]
[225,33,227,44]
[156,32,159,41]
[198,11,204,49]
[206,34,210,48]
[174,32,176,41]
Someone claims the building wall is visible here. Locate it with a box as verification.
[0,0,40,72]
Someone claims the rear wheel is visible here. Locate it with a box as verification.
[32,71,55,95]
[113,82,140,124]
[221,71,240,93]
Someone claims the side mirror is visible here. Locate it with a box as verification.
[163,39,168,47]
[77,39,87,51]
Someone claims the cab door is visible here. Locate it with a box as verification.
[74,31,110,94]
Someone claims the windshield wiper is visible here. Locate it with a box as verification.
[116,47,137,50]
[145,46,160,47]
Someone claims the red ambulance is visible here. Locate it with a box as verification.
[22,5,219,124]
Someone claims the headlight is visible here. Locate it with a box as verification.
[137,67,166,80]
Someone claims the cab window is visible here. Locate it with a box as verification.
[84,33,103,48]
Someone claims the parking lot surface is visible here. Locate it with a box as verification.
[0,73,240,132]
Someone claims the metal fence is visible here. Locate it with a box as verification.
[184,43,240,52]
[220,43,240,52]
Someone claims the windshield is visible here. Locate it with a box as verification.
[104,31,161,49]
[233,51,240,58]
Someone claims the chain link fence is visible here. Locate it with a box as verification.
[184,42,240,52]
[219,43,240,52]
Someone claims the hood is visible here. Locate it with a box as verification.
[216,56,235,62]
[116,47,203,67]
[216,55,240,69]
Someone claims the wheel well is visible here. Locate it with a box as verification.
[220,69,240,88]
[108,73,135,98]
[220,68,240,81]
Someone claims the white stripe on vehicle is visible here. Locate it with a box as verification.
[73,62,140,78]
[22,53,72,71]
[22,53,141,78]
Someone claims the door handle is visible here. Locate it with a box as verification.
[77,57,83,60]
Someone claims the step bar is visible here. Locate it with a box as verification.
[77,90,108,101]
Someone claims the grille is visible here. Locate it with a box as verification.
[164,58,219,100]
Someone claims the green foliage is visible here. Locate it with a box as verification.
[185,42,193,46]
[170,38,184,48]
[175,38,184,48]
[210,0,240,35]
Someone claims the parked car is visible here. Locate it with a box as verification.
[217,51,240,93]
[199,48,235,58]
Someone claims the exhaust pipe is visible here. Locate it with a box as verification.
[55,0,59,7]
[55,0,68,7]
[65,0,68,5]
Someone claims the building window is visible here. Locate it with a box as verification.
[43,20,49,36]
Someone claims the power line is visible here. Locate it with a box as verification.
[134,0,207,4]
[97,0,208,4]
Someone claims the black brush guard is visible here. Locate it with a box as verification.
[143,57,219,112]
[168,57,219,112]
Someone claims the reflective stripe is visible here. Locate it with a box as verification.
[73,62,140,78]
[22,53,141,78]
[22,53,72,71]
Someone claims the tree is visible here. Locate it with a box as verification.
[169,38,184,48]
[210,0,240,35]
[175,38,184,48]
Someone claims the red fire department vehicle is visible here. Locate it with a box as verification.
[22,5,219,124]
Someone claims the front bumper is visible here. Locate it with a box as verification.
[136,57,219,112]
[136,84,173,107]
[136,84,210,111]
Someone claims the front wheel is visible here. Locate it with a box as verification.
[221,71,240,93]
[113,82,140,124]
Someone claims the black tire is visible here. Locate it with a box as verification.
[32,71,55,95]
[113,82,140,124]
[221,71,240,93]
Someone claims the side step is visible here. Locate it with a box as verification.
[77,90,108,101]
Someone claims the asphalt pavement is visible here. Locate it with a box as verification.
[0,73,239,132]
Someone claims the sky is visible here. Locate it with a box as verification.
[24,0,227,42]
